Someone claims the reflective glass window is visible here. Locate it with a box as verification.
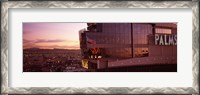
[134,48,149,57]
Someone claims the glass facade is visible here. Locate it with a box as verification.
[132,24,152,45]
[86,23,132,59]
[80,23,177,60]
[132,24,152,57]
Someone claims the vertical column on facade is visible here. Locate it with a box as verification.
[150,23,156,57]
[153,24,156,56]
[131,23,134,58]
[152,24,156,34]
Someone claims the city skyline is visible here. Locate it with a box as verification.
[23,23,87,49]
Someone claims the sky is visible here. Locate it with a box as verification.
[23,23,87,49]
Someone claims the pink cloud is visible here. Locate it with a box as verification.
[35,39,66,43]
[23,39,80,49]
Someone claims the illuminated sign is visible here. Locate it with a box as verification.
[155,34,177,45]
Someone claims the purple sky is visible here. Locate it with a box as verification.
[23,23,87,49]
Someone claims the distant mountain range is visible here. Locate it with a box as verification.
[23,48,80,51]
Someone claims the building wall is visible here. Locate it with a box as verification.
[86,23,132,59]
[80,23,177,66]
[148,24,177,58]
[132,23,152,45]
[132,23,153,57]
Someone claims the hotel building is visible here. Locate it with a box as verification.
[79,23,177,72]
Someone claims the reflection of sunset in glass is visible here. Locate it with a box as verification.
[23,23,87,49]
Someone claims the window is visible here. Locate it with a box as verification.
[132,24,152,45]
[134,48,149,57]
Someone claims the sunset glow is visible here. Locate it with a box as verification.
[23,23,87,49]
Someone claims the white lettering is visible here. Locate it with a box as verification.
[154,34,177,45]
[164,35,168,45]
[174,35,177,45]
[168,35,174,45]
[159,35,164,45]
[155,34,159,45]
